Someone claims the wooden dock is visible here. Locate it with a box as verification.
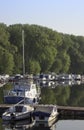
[57,105,84,118]
[0,104,84,118]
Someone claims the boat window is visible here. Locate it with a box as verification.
[15,106,23,112]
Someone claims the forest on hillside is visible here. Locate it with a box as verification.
[0,23,84,75]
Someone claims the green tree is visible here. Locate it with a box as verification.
[0,23,10,49]
[0,48,14,74]
[27,59,41,74]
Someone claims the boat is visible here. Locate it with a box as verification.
[34,116,57,128]
[32,105,58,123]
[3,79,40,104]
[2,100,34,121]
[3,30,41,105]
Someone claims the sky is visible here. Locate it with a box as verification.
[0,0,84,36]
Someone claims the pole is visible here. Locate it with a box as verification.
[22,30,25,76]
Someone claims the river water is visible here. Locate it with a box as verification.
[1,119,84,130]
[56,120,84,130]
[0,80,84,130]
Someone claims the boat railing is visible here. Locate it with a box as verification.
[3,99,25,116]
[14,99,25,106]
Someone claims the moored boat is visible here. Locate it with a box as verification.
[4,79,40,104]
[32,105,58,123]
[2,101,34,121]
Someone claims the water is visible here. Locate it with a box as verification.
[0,81,84,130]
[1,119,84,130]
[56,120,84,130]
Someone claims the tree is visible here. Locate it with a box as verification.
[0,23,10,49]
[27,59,41,74]
[0,48,14,74]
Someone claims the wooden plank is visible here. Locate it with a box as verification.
[57,106,84,111]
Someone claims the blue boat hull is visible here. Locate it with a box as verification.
[33,111,50,117]
[4,96,34,104]
[4,96,25,104]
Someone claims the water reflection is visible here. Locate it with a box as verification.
[37,80,82,88]
[2,119,34,130]
[33,121,57,130]
[2,115,84,130]
[2,118,57,130]
[38,81,84,107]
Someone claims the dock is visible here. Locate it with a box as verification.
[0,104,84,118]
[57,105,84,118]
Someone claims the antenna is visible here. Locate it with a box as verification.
[22,30,25,76]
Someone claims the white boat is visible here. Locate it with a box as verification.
[32,105,58,123]
[2,101,34,121]
[4,79,40,104]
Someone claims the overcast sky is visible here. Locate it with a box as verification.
[0,0,84,36]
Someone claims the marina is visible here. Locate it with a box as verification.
[0,82,84,130]
[0,77,84,129]
[1,104,84,130]
[0,104,84,118]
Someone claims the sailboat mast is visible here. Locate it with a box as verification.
[22,30,25,76]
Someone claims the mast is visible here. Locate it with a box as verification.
[22,30,25,76]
